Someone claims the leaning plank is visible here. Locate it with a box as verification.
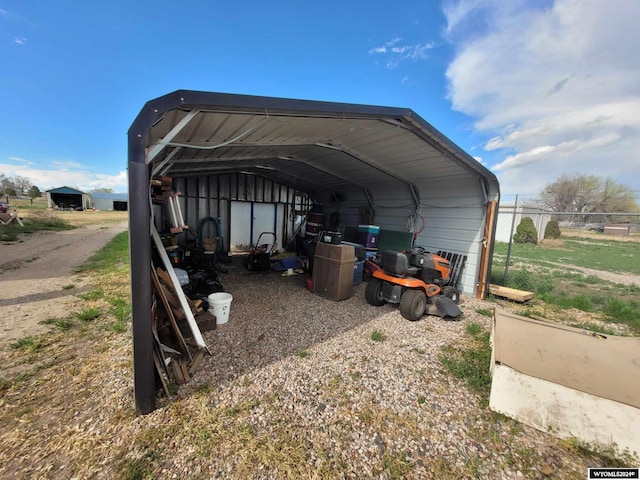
[155,267,174,288]
[171,360,186,385]
[188,350,205,376]
[156,267,200,315]
[153,349,172,397]
[488,284,534,302]
[179,358,191,383]
[157,278,184,313]
[151,266,192,360]
[152,225,208,351]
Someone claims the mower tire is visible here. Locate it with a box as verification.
[400,289,427,321]
[442,286,461,304]
[365,278,386,306]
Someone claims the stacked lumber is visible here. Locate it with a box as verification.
[151,175,188,233]
[151,263,216,390]
[150,176,173,203]
[149,224,216,393]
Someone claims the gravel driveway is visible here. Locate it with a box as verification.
[0,221,127,346]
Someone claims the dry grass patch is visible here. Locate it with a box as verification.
[538,238,566,248]
[20,209,128,228]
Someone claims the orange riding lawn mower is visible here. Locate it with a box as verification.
[365,247,463,321]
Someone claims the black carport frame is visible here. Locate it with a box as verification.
[128,90,500,414]
[127,92,418,414]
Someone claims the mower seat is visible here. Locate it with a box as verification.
[381,250,418,277]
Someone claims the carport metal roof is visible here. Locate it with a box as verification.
[46,186,87,195]
[129,91,498,209]
[127,90,499,414]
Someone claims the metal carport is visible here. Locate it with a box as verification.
[46,186,91,210]
[128,90,500,414]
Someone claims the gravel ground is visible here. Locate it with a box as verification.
[0,259,614,479]
[165,263,594,479]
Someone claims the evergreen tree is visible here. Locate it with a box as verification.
[513,217,538,244]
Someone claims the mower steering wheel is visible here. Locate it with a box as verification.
[407,246,426,255]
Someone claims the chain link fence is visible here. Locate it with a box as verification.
[491,205,640,294]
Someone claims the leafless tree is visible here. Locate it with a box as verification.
[540,173,638,222]
[13,176,33,196]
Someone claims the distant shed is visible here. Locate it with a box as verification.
[46,186,90,210]
[91,192,128,211]
[604,224,631,236]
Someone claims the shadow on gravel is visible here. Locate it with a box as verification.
[180,255,444,391]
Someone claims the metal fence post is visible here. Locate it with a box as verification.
[503,194,518,285]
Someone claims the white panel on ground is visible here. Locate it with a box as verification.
[490,364,640,456]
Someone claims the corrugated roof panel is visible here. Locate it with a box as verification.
[47,186,86,195]
[143,93,499,206]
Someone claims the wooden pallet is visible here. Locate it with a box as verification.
[489,284,534,302]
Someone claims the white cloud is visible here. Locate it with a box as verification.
[52,160,84,169]
[9,156,34,165]
[368,37,436,68]
[0,8,8,18]
[444,0,640,196]
[391,46,408,54]
[386,59,399,70]
[0,162,128,193]
[14,36,26,45]
[405,42,436,60]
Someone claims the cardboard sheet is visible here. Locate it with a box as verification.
[493,309,640,409]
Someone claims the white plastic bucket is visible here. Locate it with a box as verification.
[208,292,233,324]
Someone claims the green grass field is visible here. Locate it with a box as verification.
[493,237,640,275]
[491,236,640,334]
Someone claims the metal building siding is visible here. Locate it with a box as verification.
[92,198,114,211]
[412,174,488,294]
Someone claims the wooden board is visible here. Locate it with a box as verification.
[188,350,205,376]
[489,284,534,302]
[153,350,172,397]
[477,200,498,299]
[171,360,186,384]
[151,266,191,359]
[152,225,208,350]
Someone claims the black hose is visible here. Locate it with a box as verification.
[197,217,222,250]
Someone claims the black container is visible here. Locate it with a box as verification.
[320,231,343,245]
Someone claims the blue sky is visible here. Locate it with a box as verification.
[1,0,639,203]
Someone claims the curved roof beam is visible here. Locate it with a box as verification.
[314,142,420,210]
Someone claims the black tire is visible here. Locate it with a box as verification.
[399,289,426,321]
[365,278,386,306]
[442,286,461,304]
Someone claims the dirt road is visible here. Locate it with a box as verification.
[0,221,128,347]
